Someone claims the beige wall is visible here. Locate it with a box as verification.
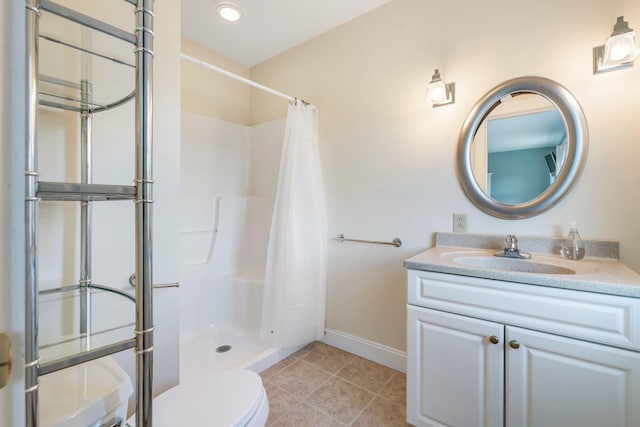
[249,0,640,352]
[181,38,252,125]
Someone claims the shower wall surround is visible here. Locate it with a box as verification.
[179,111,284,335]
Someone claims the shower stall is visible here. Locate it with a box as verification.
[179,52,327,374]
[180,112,302,374]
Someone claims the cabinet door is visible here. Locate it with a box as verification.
[408,306,504,427]
[506,326,640,427]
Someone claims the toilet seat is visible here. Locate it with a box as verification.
[135,368,268,427]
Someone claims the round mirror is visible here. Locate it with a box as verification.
[457,76,588,219]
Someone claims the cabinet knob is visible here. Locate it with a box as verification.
[509,340,520,349]
[489,335,499,344]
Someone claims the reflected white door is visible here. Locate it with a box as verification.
[1,2,26,425]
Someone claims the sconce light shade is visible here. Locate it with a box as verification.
[427,68,455,107]
[594,16,640,74]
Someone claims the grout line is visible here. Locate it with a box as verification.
[261,380,301,426]
[306,402,349,427]
[296,348,363,425]
[264,341,405,426]
[345,393,377,426]
[304,352,381,425]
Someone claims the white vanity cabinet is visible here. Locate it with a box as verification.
[407,270,640,427]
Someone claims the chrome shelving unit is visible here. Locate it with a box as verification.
[25,1,154,426]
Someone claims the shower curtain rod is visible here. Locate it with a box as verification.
[181,53,296,103]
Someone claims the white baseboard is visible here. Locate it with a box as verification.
[244,343,306,374]
[322,328,406,373]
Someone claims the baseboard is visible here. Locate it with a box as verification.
[322,328,406,373]
[244,344,306,374]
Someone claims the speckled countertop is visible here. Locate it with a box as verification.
[404,232,640,298]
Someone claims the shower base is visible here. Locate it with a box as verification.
[179,325,304,382]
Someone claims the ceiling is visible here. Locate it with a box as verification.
[487,110,566,154]
[181,0,393,67]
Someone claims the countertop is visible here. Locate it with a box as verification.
[404,233,640,298]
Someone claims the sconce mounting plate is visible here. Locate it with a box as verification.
[593,45,634,74]
[433,82,456,107]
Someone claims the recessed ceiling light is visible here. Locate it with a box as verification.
[216,2,243,22]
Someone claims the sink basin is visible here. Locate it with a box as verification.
[436,249,599,276]
[455,256,576,275]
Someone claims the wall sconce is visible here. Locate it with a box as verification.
[593,16,640,74]
[426,68,455,107]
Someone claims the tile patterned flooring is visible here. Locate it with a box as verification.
[260,341,411,426]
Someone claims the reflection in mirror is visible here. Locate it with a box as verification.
[471,94,567,204]
[457,76,588,219]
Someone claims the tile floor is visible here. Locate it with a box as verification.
[260,341,411,426]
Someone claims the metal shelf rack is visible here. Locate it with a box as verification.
[25,0,154,426]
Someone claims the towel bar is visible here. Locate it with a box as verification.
[336,234,402,248]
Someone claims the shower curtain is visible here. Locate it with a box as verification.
[260,99,327,348]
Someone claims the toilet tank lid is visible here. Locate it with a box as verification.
[39,353,133,427]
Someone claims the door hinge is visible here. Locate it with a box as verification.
[0,333,12,389]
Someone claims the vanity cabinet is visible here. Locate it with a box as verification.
[407,270,640,427]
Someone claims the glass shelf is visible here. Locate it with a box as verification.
[38,0,136,113]
[38,284,135,367]
[37,181,136,201]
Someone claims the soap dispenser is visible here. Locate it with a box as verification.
[561,221,585,260]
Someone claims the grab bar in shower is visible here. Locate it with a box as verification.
[128,274,180,289]
[335,234,402,248]
[151,282,180,289]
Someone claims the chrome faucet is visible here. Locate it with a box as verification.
[494,234,531,259]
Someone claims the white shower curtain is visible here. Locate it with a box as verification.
[260,100,327,348]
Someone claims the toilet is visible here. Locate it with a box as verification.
[128,368,269,427]
[38,345,267,426]
[39,355,133,427]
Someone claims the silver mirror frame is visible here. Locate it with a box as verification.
[457,76,588,219]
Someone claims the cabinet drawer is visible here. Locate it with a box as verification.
[408,270,640,351]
